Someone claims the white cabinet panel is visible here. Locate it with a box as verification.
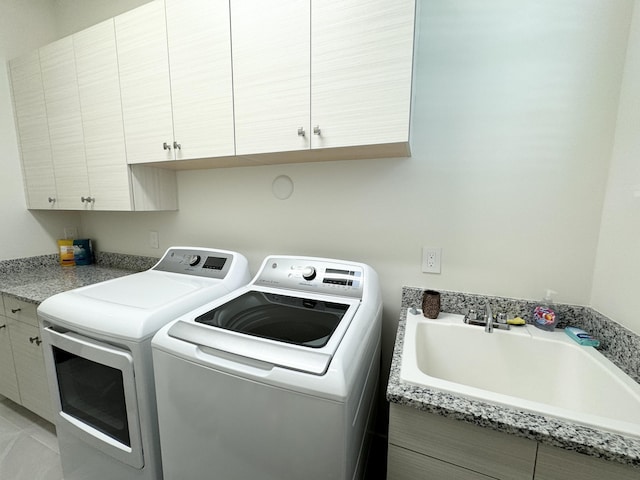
[74,19,133,211]
[116,0,174,164]
[311,0,415,149]
[166,0,235,159]
[8,318,53,423]
[40,36,89,210]
[0,316,20,405]
[231,0,310,155]
[9,51,56,209]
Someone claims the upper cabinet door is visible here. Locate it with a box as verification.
[40,37,90,209]
[74,19,133,211]
[9,52,57,209]
[116,0,174,164]
[231,0,310,155]
[311,0,415,150]
[166,0,235,159]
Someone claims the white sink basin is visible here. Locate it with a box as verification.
[400,311,640,438]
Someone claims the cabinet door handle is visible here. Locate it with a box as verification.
[29,336,42,346]
[11,308,21,314]
[163,142,172,151]
[297,127,305,137]
[48,197,56,203]
[81,196,95,203]
[0,325,6,330]
[313,125,321,136]
[173,141,181,150]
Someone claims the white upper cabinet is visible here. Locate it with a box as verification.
[74,19,134,211]
[166,0,235,159]
[231,0,415,158]
[117,0,235,164]
[231,0,311,155]
[311,0,415,150]
[39,36,90,210]
[116,0,174,164]
[10,17,177,212]
[10,0,416,183]
[9,52,57,209]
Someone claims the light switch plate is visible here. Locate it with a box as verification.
[149,231,159,249]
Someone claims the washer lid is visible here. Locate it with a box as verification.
[78,270,215,309]
[167,290,360,375]
[38,271,239,341]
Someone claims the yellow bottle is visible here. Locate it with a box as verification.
[57,239,75,267]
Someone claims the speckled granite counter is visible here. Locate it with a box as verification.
[0,252,158,304]
[387,287,640,469]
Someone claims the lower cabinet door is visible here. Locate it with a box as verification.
[388,444,496,480]
[535,444,640,480]
[0,317,20,404]
[8,319,54,422]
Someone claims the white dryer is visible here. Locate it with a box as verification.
[37,247,251,480]
[152,255,382,480]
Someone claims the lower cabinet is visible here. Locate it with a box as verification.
[534,444,640,480]
[388,403,536,480]
[0,315,20,405]
[7,319,54,422]
[388,444,496,480]
[388,403,639,480]
[1,295,54,423]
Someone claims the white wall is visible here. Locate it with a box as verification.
[591,2,640,335]
[74,0,637,382]
[0,0,79,260]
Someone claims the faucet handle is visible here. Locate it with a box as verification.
[496,312,507,324]
[464,308,478,323]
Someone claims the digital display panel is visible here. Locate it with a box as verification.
[326,268,350,275]
[203,256,227,270]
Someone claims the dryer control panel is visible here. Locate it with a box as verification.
[152,247,235,279]
[253,256,365,298]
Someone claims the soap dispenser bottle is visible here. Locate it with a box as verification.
[532,289,558,331]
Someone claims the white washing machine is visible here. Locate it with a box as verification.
[37,247,251,480]
[152,255,382,480]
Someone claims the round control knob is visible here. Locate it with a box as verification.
[302,266,316,281]
[188,255,201,266]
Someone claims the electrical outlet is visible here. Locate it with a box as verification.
[149,231,159,249]
[64,226,78,239]
[422,247,442,274]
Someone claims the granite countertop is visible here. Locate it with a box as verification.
[387,302,640,469]
[0,252,158,304]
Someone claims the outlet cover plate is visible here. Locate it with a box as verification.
[422,247,442,274]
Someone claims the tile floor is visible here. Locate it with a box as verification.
[0,396,62,480]
[0,394,387,480]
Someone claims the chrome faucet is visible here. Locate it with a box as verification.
[484,302,494,333]
[464,303,510,332]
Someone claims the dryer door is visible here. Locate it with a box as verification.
[42,327,144,469]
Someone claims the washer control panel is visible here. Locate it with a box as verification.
[254,256,365,298]
[152,247,234,279]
